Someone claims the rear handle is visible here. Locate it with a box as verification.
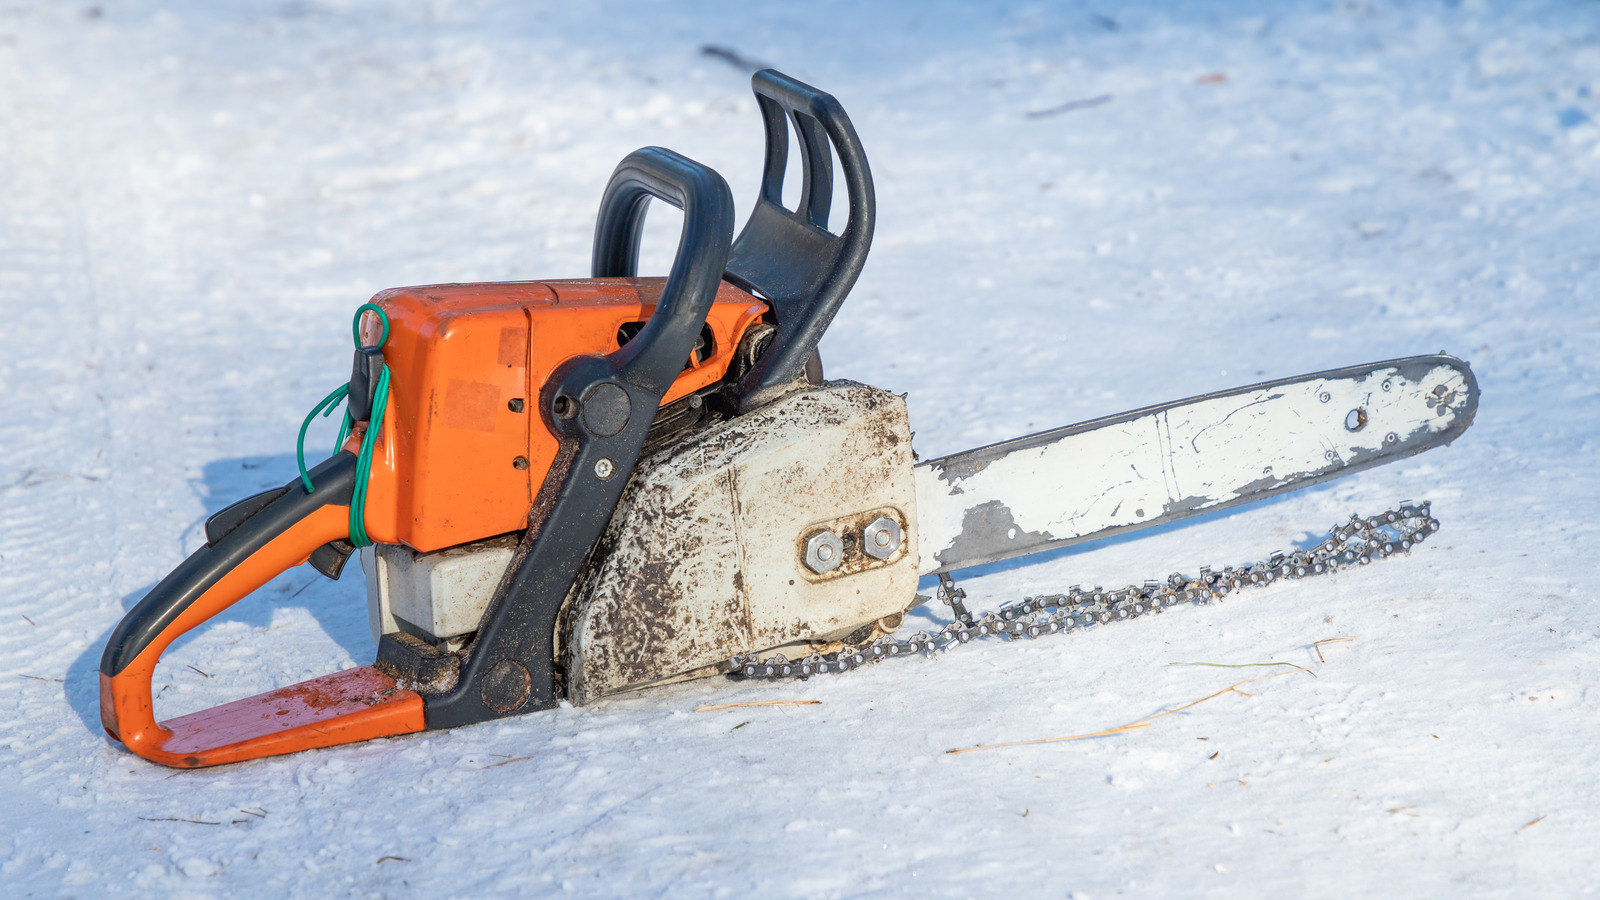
[98,453,424,767]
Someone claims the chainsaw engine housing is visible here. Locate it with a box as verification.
[362,379,921,703]
[365,277,767,553]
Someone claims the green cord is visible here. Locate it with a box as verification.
[297,383,351,493]
[295,304,393,548]
[352,302,390,347]
[347,365,390,547]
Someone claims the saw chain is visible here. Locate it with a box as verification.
[729,501,1437,680]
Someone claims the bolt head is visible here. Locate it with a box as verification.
[861,516,902,560]
[803,529,844,574]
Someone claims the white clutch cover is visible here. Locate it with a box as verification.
[562,380,921,704]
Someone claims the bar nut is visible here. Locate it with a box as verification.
[862,516,902,560]
[803,529,844,574]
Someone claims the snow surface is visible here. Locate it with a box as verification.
[1,0,1597,896]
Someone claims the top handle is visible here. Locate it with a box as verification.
[591,146,738,397]
[724,70,876,412]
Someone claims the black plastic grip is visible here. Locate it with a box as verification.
[591,147,739,397]
[725,69,876,411]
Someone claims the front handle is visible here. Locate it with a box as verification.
[590,146,739,398]
[99,453,424,767]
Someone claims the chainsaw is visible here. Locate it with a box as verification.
[98,70,1478,768]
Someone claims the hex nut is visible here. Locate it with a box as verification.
[803,529,844,574]
[862,516,902,560]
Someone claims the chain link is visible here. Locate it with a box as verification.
[729,501,1438,680]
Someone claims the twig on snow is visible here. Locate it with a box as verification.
[138,817,221,825]
[482,755,535,769]
[700,45,770,74]
[1313,636,1356,663]
[284,576,319,602]
[695,700,820,711]
[1170,660,1306,672]
[947,722,1152,755]
[1025,94,1112,119]
[948,663,1315,756]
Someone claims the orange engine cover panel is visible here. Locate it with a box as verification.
[362,277,768,553]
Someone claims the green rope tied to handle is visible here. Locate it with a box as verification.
[347,350,391,547]
[296,303,393,548]
[295,383,350,491]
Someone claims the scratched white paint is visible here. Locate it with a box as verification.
[567,381,920,702]
[916,361,1473,574]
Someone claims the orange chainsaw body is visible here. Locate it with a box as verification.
[100,276,768,767]
[361,277,768,553]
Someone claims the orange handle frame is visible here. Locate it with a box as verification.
[98,454,424,767]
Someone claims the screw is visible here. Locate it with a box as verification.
[862,516,902,560]
[803,529,844,574]
[1318,391,1331,403]
[512,456,529,470]
[1381,380,1392,392]
[594,457,615,480]
[1385,432,1398,445]
[508,398,525,413]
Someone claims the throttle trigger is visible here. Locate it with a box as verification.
[310,539,356,580]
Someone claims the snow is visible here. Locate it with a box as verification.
[1,0,1596,895]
